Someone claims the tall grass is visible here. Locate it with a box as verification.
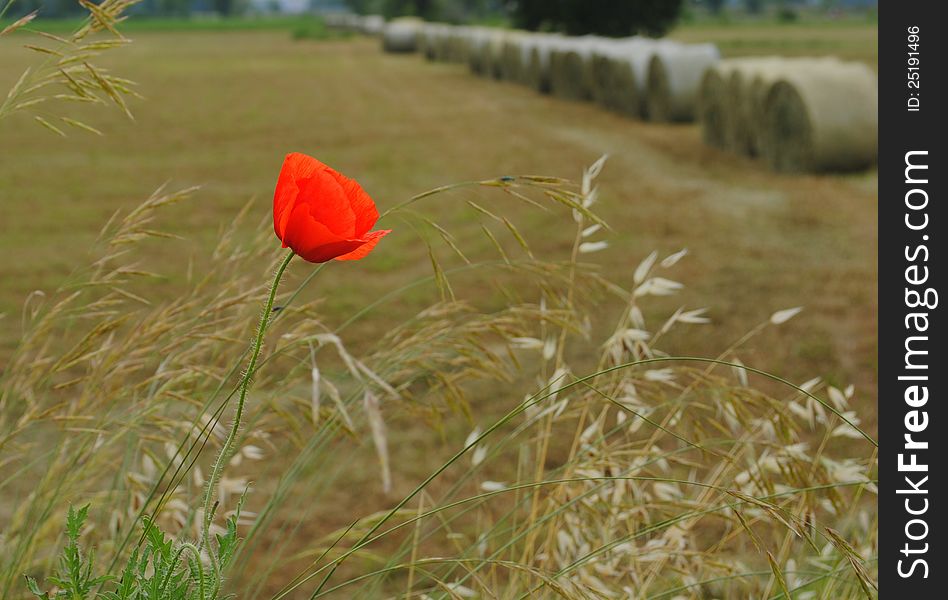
[2,8,877,599]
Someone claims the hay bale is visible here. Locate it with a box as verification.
[722,57,789,154]
[464,28,492,75]
[743,58,844,157]
[360,14,385,36]
[760,60,877,172]
[483,30,508,79]
[590,37,666,118]
[419,23,451,61]
[589,38,630,106]
[417,23,436,60]
[323,13,347,29]
[500,32,532,83]
[444,26,476,63]
[382,18,423,53]
[463,28,507,78]
[549,36,608,101]
[645,43,721,122]
[522,34,564,93]
[697,59,746,148]
[432,25,454,62]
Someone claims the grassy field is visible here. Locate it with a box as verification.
[0,19,877,392]
[0,19,877,595]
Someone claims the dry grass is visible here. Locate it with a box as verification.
[0,30,877,395]
[1,157,877,598]
[670,20,877,67]
[0,18,877,599]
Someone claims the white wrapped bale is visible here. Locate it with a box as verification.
[760,61,877,173]
[645,43,721,122]
[382,18,423,53]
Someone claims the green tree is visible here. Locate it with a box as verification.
[507,0,684,37]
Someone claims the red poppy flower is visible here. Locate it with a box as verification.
[273,153,391,263]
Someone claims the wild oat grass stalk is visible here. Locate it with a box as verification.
[0,0,140,134]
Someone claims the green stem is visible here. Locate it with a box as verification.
[200,249,294,549]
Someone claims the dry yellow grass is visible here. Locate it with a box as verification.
[0,22,877,598]
[0,31,876,404]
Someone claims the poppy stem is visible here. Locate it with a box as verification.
[200,249,295,549]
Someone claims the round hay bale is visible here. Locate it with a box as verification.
[360,14,385,36]
[419,23,451,61]
[444,26,475,63]
[382,18,423,53]
[697,68,727,144]
[590,37,662,117]
[418,23,440,60]
[697,59,744,148]
[342,14,364,33]
[324,13,347,29]
[522,34,564,93]
[500,32,532,83]
[484,30,508,79]
[722,57,788,154]
[760,60,877,173]
[743,57,842,156]
[646,43,721,122]
[464,27,494,75]
[432,25,454,62]
[517,34,538,85]
[549,36,607,101]
[589,38,630,106]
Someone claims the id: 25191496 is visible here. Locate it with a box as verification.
[907,26,920,112]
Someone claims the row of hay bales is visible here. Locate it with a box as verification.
[381,19,720,124]
[698,57,878,172]
[324,12,386,36]
[375,19,877,173]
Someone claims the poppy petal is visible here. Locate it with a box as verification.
[281,203,340,256]
[298,170,357,237]
[274,153,322,239]
[334,229,392,261]
[327,167,379,237]
[299,239,369,263]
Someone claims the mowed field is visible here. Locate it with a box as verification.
[0,22,877,414]
[0,19,879,594]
